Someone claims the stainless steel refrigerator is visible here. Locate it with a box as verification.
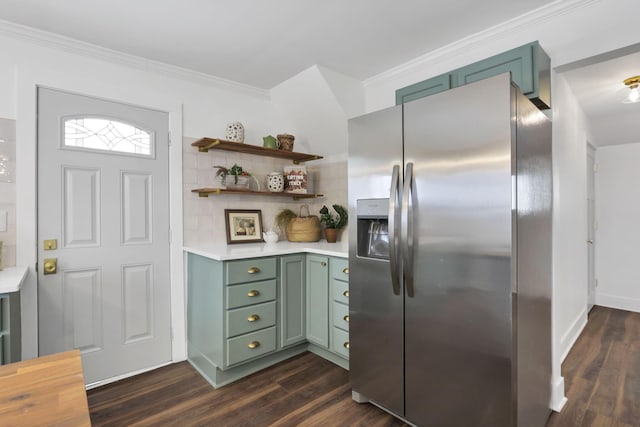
[347,73,552,427]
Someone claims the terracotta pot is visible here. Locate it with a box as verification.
[324,228,339,243]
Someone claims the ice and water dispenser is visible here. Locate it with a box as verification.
[356,199,390,260]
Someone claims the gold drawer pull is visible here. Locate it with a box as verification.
[247,267,260,274]
[343,267,349,275]
[344,315,349,322]
[343,290,349,298]
[344,342,350,349]
[247,290,260,297]
[247,314,260,322]
[248,341,260,349]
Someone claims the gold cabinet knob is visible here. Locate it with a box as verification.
[248,341,260,349]
[344,315,349,322]
[247,315,260,322]
[343,267,349,275]
[321,262,327,267]
[344,342,350,349]
[247,290,260,297]
[247,267,260,274]
[343,290,349,298]
[43,258,58,275]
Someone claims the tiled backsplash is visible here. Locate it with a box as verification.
[183,136,348,246]
[0,118,16,267]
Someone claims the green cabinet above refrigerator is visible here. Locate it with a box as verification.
[396,41,551,109]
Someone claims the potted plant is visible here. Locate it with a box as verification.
[214,163,251,190]
[319,204,348,243]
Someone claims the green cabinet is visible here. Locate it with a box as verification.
[329,258,350,360]
[188,254,285,387]
[0,292,21,365]
[305,256,350,363]
[280,255,306,348]
[305,255,329,348]
[187,251,348,388]
[396,41,551,109]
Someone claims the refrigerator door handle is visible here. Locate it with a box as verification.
[388,164,402,295]
[401,162,415,298]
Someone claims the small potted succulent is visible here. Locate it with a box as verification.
[214,163,251,190]
[319,204,348,243]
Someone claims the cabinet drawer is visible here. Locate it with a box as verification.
[227,327,276,366]
[331,258,349,281]
[331,327,349,359]
[332,302,349,332]
[227,280,276,309]
[332,279,349,304]
[226,301,276,338]
[226,258,277,285]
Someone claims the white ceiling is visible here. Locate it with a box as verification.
[562,51,640,146]
[0,0,636,147]
[0,0,556,89]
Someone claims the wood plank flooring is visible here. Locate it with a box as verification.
[546,306,640,427]
[88,306,640,426]
[88,352,406,426]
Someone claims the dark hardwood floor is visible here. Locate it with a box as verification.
[546,306,640,427]
[88,351,406,426]
[88,306,640,426]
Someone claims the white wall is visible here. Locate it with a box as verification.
[595,142,640,312]
[359,0,633,411]
[0,118,16,268]
[551,72,592,366]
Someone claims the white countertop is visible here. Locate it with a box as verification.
[184,240,348,261]
[0,266,28,294]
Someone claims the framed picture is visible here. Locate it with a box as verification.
[224,209,264,244]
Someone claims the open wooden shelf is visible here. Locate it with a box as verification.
[192,188,324,200]
[192,138,323,164]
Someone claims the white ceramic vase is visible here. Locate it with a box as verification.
[225,122,244,143]
[267,172,284,192]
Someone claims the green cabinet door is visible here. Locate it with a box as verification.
[0,292,21,365]
[280,255,306,348]
[395,73,452,105]
[306,255,329,348]
[396,41,550,109]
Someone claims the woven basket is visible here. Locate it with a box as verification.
[277,134,295,152]
[286,205,321,242]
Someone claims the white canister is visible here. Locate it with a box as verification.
[267,172,284,192]
[225,122,244,143]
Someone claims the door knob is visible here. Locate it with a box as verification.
[43,258,58,275]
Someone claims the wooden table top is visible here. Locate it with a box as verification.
[0,349,91,426]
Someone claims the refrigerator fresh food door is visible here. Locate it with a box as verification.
[403,73,515,427]
[348,104,404,416]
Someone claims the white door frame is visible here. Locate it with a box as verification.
[16,69,185,365]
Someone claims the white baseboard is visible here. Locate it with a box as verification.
[550,376,568,412]
[560,307,588,363]
[596,292,640,313]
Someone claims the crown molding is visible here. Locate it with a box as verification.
[363,0,601,88]
[0,18,270,99]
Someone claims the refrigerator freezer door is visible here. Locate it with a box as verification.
[403,73,515,427]
[348,104,404,415]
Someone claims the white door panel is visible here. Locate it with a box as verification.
[587,144,596,311]
[37,87,171,384]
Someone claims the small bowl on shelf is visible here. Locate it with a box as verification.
[223,175,250,191]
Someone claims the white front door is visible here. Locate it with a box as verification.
[37,87,172,385]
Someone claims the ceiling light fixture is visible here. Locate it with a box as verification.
[622,76,640,103]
